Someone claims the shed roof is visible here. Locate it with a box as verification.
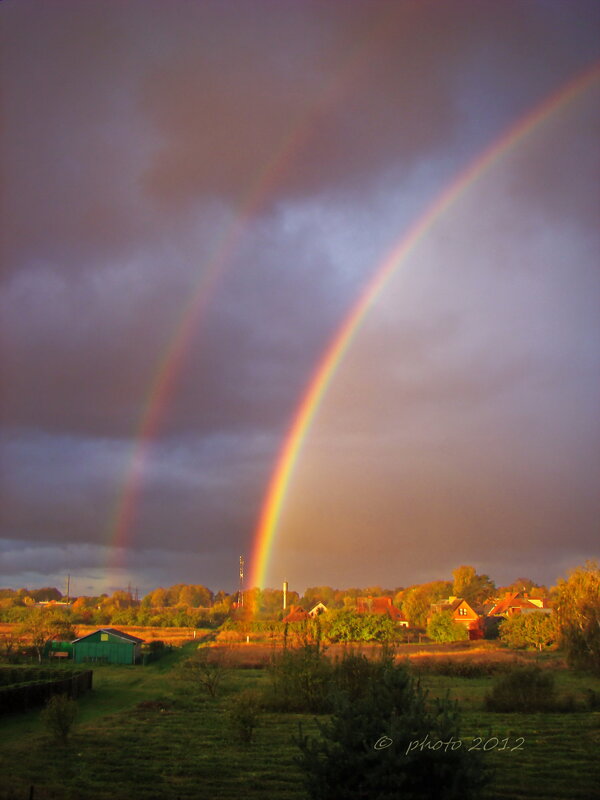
[72,627,144,645]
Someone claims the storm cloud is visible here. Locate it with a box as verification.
[1,0,598,594]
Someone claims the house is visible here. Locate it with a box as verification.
[282,605,309,623]
[429,597,483,640]
[487,591,552,618]
[355,596,409,627]
[308,602,328,618]
[72,628,144,664]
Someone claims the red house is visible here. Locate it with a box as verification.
[282,605,309,623]
[487,591,552,618]
[355,596,409,627]
[429,597,483,640]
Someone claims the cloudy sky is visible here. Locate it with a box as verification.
[1,0,598,597]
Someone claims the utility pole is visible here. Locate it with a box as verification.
[65,574,70,603]
[238,555,245,608]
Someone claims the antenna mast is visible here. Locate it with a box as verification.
[238,555,245,608]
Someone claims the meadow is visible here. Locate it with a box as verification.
[0,643,598,800]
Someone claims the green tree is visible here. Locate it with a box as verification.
[427,611,469,643]
[325,610,365,642]
[553,561,600,673]
[296,655,489,800]
[401,587,431,627]
[498,612,556,651]
[360,614,398,643]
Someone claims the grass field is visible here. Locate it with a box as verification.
[0,644,598,800]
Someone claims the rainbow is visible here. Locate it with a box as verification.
[105,11,398,568]
[249,61,600,591]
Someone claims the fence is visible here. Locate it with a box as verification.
[0,669,93,715]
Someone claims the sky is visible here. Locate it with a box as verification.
[1,0,599,597]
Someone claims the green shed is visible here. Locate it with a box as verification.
[72,628,144,665]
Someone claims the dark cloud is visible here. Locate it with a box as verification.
[1,0,598,592]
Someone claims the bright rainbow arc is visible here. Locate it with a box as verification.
[249,61,600,591]
[105,12,398,569]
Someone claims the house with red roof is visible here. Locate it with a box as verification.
[355,596,409,627]
[283,602,329,623]
[429,597,484,639]
[487,591,552,618]
[282,605,309,623]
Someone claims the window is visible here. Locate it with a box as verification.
[458,608,467,616]
[100,633,109,641]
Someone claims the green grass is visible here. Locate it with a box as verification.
[0,651,598,800]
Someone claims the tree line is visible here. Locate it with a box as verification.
[0,565,550,627]
[0,561,598,673]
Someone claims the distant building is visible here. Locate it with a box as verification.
[429,597,483,639]
[282,605,309,623]
[308,602,328,617]
[355,596,409,627]
[72,628,144,665]
[487,591,552,618]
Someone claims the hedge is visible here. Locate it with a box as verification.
[0,670,92,715]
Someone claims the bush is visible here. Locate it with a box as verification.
[584,688,600,710]
[263,643,332,713]
[295,656,489,800]
[427,612,469,643]
[40,693,78,743]
[412,657,518,678]
[228,689,262,744]
[175,647,230,699]
[484,666,557,712]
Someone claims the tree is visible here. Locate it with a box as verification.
[295,655,489,800]
[401,587,431,627]
[17,608,77,663]
[427,612,469,643]
[148,587,169,607]
[301,586,337,609]
[498,612,556,651]
[452,566,495,605]
[553,561,600,673]
[31,587,63,602]
[176,647,231,698]
[360,614,398,643]
[326,610,366,643]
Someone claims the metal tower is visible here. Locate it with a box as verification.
[238,555,245,608]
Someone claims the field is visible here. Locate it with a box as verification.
[0,643,598,800]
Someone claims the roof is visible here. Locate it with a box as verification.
[487,592,542,617]
[72,627,144,644]
[431,598,480,617]
[283,605,309,623]
[356,596,407,621]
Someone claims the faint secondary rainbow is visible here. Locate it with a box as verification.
[105,10,399,569]
[250,61,600,591]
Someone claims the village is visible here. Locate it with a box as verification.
[0,563,581,666]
